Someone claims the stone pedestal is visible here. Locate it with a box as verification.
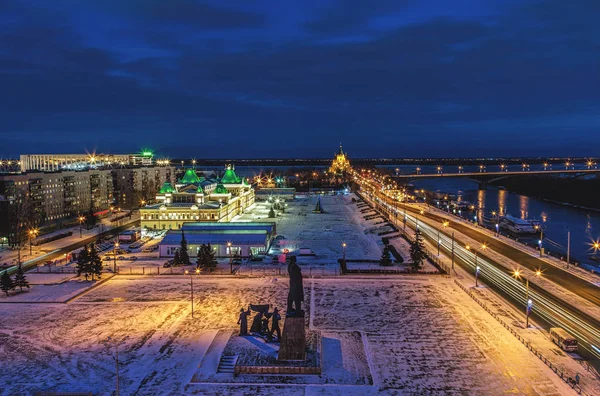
[277,316,306,361]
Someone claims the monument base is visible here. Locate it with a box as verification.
[277,316,306,361]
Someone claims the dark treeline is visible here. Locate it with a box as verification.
[491,176,600,210]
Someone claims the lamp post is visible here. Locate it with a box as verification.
[227,241,233,274]
[342,242,347,261]
[451,231,455,270]
[466,243,487,286]
[28,228,39,255]
[513,269,541,328]
[78,215,86,238]
[535,226,544,257]
[107,336,128,396]
[492,210,499,236]
[113,240,119,273]
[438,221,449,257]
[185,269,200,317]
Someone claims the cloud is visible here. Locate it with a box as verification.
[0,0,598,158]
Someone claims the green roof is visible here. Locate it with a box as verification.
[221,167,241,184]
[242,177,250,186]
[180,169,201,184]
[197,185,205,193]
[159,182,175,194]
[214,183,229,194]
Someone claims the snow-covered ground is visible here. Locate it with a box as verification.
[0,275,586,395]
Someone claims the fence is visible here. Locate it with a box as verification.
[113,265,342,277]
[453,279,590,395]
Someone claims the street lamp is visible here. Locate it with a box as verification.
[227,241,233,274]
[78,215,86,238]
[342,242,347,260]
[534,225,544,257]
[438,221,449,257]
[113,240,119,273]
[185,269,200,318]
[466,243,487,286]
[107,336,128,396]
[28,228,39,255]
[513,269,542,328]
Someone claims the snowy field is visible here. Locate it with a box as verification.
[0,275,577,395]
[237,194,413,267]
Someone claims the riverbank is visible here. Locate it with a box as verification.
[491,175,600,210]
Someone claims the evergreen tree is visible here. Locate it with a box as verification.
[173,249,181,266]
[196,244,207,269]
[76,244,92,280]
[85,208,98,229]
[179,231,190,264]
[380,245,393,266]
[204,243,217,271]
[89,244,103,280]
[268,206,276,218]
[14,265,30,291]
[1,271,14,296]
[409,230,426,272]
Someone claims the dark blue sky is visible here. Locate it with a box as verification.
[1,0,598,158]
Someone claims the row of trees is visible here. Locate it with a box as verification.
[1,266,29,296]
[171,232,218,271]
[380,229,426,272]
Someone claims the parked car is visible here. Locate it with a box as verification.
[250,256,264,262]
[117,256,126,260]
[103,256,112,261]
[142,248,153,253]
[128,256,138,261]
[274,235,286,241]
[163,259,174,268]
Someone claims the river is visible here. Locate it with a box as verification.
[378,165,600,272]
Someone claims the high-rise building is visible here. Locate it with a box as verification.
[0,169,114,245]
[111,166,175,209]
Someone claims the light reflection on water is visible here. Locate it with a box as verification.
[406,177,600,267]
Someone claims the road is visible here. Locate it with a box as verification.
[399,203,600,307]
[360,188,600,362]
[3,220,140,276]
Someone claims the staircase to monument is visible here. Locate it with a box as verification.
[217,355,238,374]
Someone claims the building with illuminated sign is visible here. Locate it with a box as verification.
[139,165,255,231]
[19,150,160,172]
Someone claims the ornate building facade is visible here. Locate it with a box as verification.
[329,143,351,175]
[139,165,254,231]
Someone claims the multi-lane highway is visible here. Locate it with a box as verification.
[358,182,600,363]
[398,202,600,307]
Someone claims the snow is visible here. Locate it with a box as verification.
[1,275,590,395]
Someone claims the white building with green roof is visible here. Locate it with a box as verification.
[140,164,254,232]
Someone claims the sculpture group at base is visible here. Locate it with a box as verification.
[238,305,282,342]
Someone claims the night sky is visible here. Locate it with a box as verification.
[1,0,598,159]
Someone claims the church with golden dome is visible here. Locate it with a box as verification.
[329,143,351,175]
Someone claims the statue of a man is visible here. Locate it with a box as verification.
[287,257,304,316]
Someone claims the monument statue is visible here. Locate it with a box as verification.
[279,256,307,360]
[286,257,304,316]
